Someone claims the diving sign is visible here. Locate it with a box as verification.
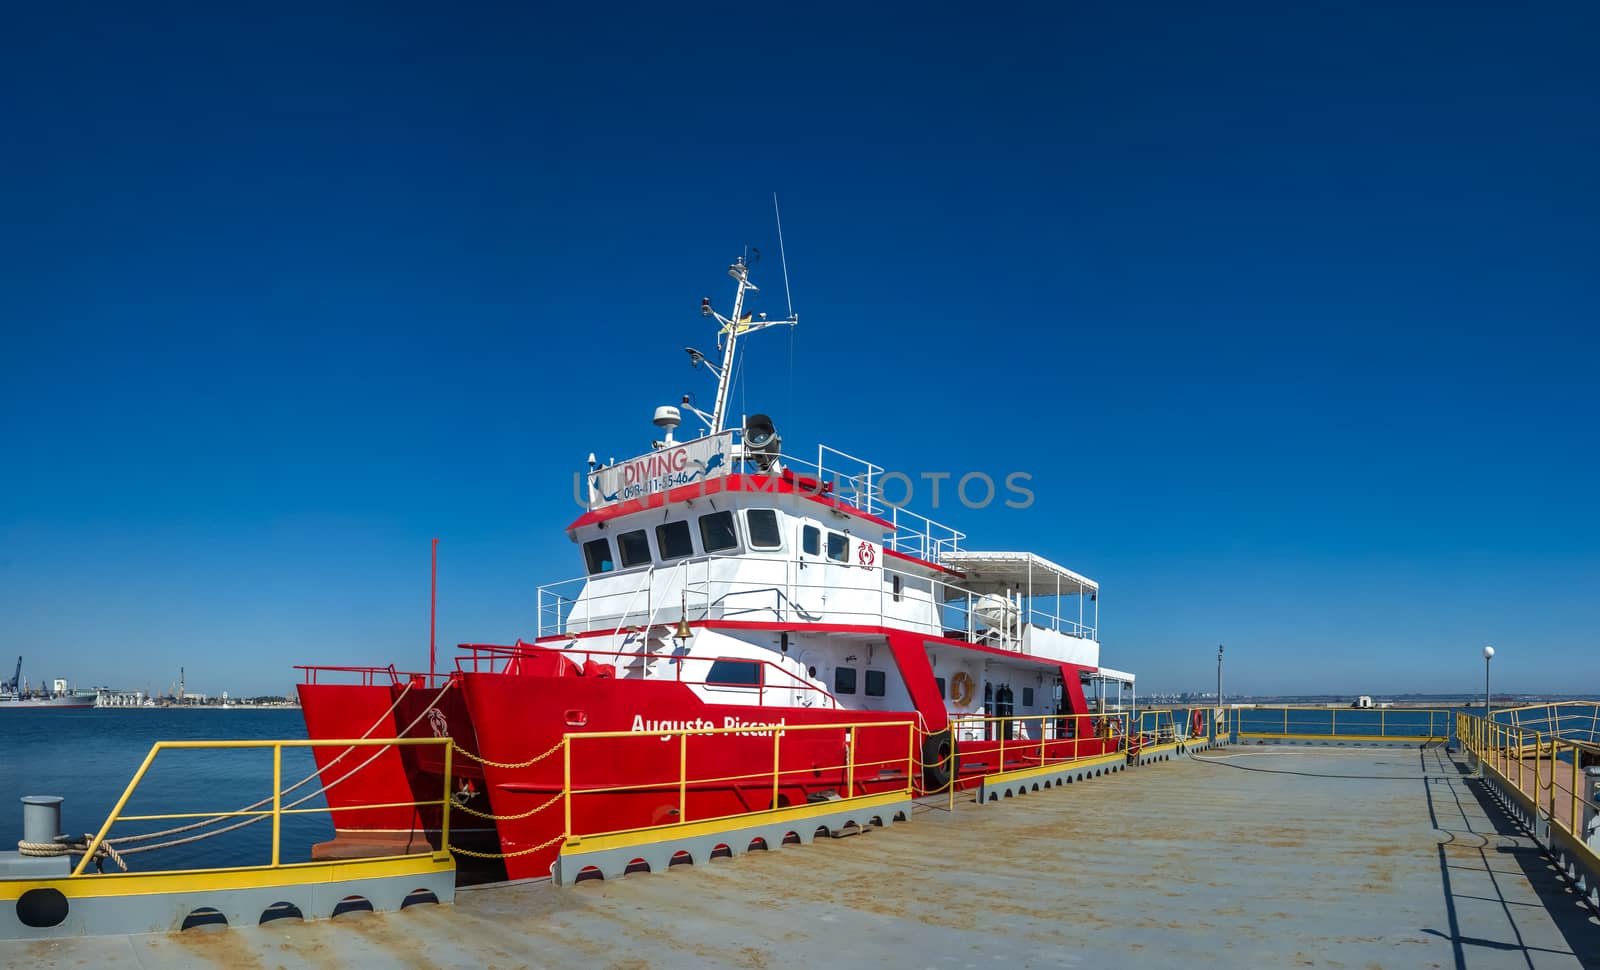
[592,431,735,506]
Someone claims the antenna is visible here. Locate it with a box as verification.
[773,193,794,319]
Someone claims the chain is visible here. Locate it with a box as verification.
[453,738,566,771]
[451,791,563,822]
[448,831,566,860]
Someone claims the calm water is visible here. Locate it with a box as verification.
[0,708,330,870]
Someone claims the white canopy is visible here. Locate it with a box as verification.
[939,551,1098,596]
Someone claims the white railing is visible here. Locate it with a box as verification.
[583,435,968,564]
[534,554,1096,648]
[785,443,968,564]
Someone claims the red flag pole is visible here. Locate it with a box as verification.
[430,538,439,684]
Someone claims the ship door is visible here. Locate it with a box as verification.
[795,649,824,708]
[792,523,824,617]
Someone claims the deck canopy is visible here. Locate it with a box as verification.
[938,551,1097,597]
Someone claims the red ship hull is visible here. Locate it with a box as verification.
[296,679,502,863]
[298,656,1120,881]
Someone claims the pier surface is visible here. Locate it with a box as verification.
[8,747,1598,969]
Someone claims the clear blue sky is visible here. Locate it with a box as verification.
[3,3,1595,698]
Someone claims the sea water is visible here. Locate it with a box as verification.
[0,708,330,870]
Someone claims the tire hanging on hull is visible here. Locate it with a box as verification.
[921,729,959,791]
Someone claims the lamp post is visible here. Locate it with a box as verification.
[1216,643,1224,709]
[1482,645,1494,715]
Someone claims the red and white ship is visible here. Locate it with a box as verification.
[297,253,1136,880]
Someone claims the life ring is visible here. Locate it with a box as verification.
[949,671,975,707]
[920,728,958,791]
[1191,709,1206,737]
[857,542,876,569]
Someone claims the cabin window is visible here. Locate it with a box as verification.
[618,530,651,568]
[698,511,738,553]
[865,670,886,697]
[935,676,946,698]
[1022,687,1035,707]
[826,532,849,563]
[892,575,902,602]
[802,525,821,556]
[746,509,783,549]
[655,520,694,560]
[834,667,857,695]
[582,538,614,575]
[706,659,762,687]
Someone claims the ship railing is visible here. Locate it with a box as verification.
[66,737,454,879]
[560,718,917,843]
[535,554,1095,646]
[769,444,967,564]
[1456,711,1600,891]
[294,664,451,688]
[946,712,1137,775]
[1232,706,1454,743]
[453,642,844,710]
[1490,701,1600,745]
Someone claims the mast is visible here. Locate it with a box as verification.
[702,257,797,435]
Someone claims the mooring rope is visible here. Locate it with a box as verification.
[19,678,457,866]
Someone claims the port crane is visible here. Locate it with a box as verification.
[3,656,19,694]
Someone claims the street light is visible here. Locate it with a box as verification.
[1217,644,1224,708]
[1482,645,1494,714]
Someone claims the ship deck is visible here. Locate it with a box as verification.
[8,746,1598,969]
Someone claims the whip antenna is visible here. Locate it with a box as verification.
[773,192,794,319]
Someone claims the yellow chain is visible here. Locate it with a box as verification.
[448,831,566,859]
[453,738,565,771]
[451,791,563,822]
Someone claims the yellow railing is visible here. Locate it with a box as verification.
[561,719,917,842]
[1131,709,1181,743]
[1457,711,1599,867]
[72,737,453,877]
[945,711,1134,773]
[1233,706,1451,742]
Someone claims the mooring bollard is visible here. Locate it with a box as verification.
[21,795,64,846]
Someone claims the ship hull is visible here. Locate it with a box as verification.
[0,695,96,709]
[295,681,501,865]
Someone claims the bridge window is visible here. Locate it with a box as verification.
[618,530,651,568]
[834,667,857,695]
[865,670,886,697]
[826,533,849,563]
[802,525,820,556]
[582,538,614,575]
[706,659,762,687]
[746,509,783,549]
[656,521,694,560]
[698,511,738,553]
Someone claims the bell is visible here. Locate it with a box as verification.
[674,618,693,641]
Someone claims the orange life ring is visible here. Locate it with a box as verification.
[1191,709,1206,736]
[949,671,975,707]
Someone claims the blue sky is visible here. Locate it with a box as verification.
[3,3,1596,697]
